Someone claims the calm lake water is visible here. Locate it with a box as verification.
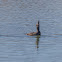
[0,0,62,62]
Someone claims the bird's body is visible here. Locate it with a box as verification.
[26,21,41,36]
[26,32,40,36]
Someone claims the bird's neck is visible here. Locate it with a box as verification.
[37,27,40,32]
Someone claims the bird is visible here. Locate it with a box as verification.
[26,21,41,36]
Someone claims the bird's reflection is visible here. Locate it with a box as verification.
[35,35,40,49]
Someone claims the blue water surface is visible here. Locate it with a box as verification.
[0,0,62,62]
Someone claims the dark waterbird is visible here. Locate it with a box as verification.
[26,21,41,36]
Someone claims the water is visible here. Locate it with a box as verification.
[0,0,62,62]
